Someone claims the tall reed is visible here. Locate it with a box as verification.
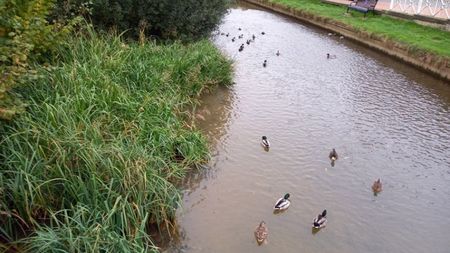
[0,31,232,252]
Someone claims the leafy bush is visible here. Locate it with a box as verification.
[0,0,77,120]
[54,0,230,40]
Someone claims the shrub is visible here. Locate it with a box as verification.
[54,0,230,40]
[0,0,77,120]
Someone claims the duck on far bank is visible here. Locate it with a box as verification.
[274,193,291,211]
[263,60,267,67]
[372,179,382,194]
[313,210,327,229]
[261,136,270,148]
[329,148,338,161]
[255,221,268,245]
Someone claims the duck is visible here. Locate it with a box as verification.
[312,210,327,229]
[254,221,268,245]
[276,50,280,56]
[238,34,244,39]
[263,60,267,68]
[252,34,256,40]
[246,39,251,45]
[238,27,242,31]
[261,136,270,148]
[239,44,244,52]
[226,33,230,37]
[326,53,337,59]
[339,35,344,39]
[372,178,382,194]
[261,31,265,35]
[274,193,291,211]
[329,148,338,161]
[232,37,235,42]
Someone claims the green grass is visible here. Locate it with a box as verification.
[0,30,232,252]
[268,0,450,57]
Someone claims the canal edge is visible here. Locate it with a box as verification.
[242,0,450,83]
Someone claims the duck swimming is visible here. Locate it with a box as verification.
[239,44,244,52]
[313,210,327,229]
[326,53,337,59]
[261,136,270,148]
[252,34,256,40]
[263,60,267,68]
[261,31,265,35]
[246,39,251,45]
[226,33,229,37]
[372,179,382,194]
[254,221,268,245]
[232,37,235,42]
[276,50,280,56]
[274,193,291,211]
[329,148,338,161]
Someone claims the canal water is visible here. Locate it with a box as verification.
[167,2,450,253]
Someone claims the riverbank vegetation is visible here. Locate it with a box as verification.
[267,0,450,57]
[1,0,231,251]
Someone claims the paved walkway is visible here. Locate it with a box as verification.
[324,0,450,21]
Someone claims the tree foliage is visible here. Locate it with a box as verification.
[0,0,77,120]
[54,0,230,40]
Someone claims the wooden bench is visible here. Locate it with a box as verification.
[347,0,378,17]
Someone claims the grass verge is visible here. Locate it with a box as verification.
[0,30,232,252]
[267,0,450,57]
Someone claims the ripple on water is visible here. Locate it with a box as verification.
[171,4,450,253]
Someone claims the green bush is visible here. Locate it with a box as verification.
[0,0,77,120]
[54,0,230,40]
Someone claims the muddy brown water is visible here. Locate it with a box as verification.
[167,3,450,253]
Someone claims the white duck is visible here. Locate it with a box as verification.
[261,136,270,148]
[274,193,291,211]
[312,210,327,229]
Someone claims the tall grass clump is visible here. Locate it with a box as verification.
[0,30,232,251]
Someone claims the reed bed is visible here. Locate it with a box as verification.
[0,31,232,252]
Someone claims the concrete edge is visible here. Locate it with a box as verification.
[242,0,450,83]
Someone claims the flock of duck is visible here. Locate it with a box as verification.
[216,28,339,68]
[216,27,382,246]
[257,137,383,245]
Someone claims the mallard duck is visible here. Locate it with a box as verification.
[326,53,336,59]
[274,193,291,211]
[261,136,270,148]
[276,50,280,56]
[312,210,327,229]
[263,60,267,68]
[254,221,268,244]
[329,148,338,161]
[372,179,382,193]
[238,44,244,52]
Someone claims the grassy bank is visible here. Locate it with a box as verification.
[0,31,232,252]
[266,0,450,57]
